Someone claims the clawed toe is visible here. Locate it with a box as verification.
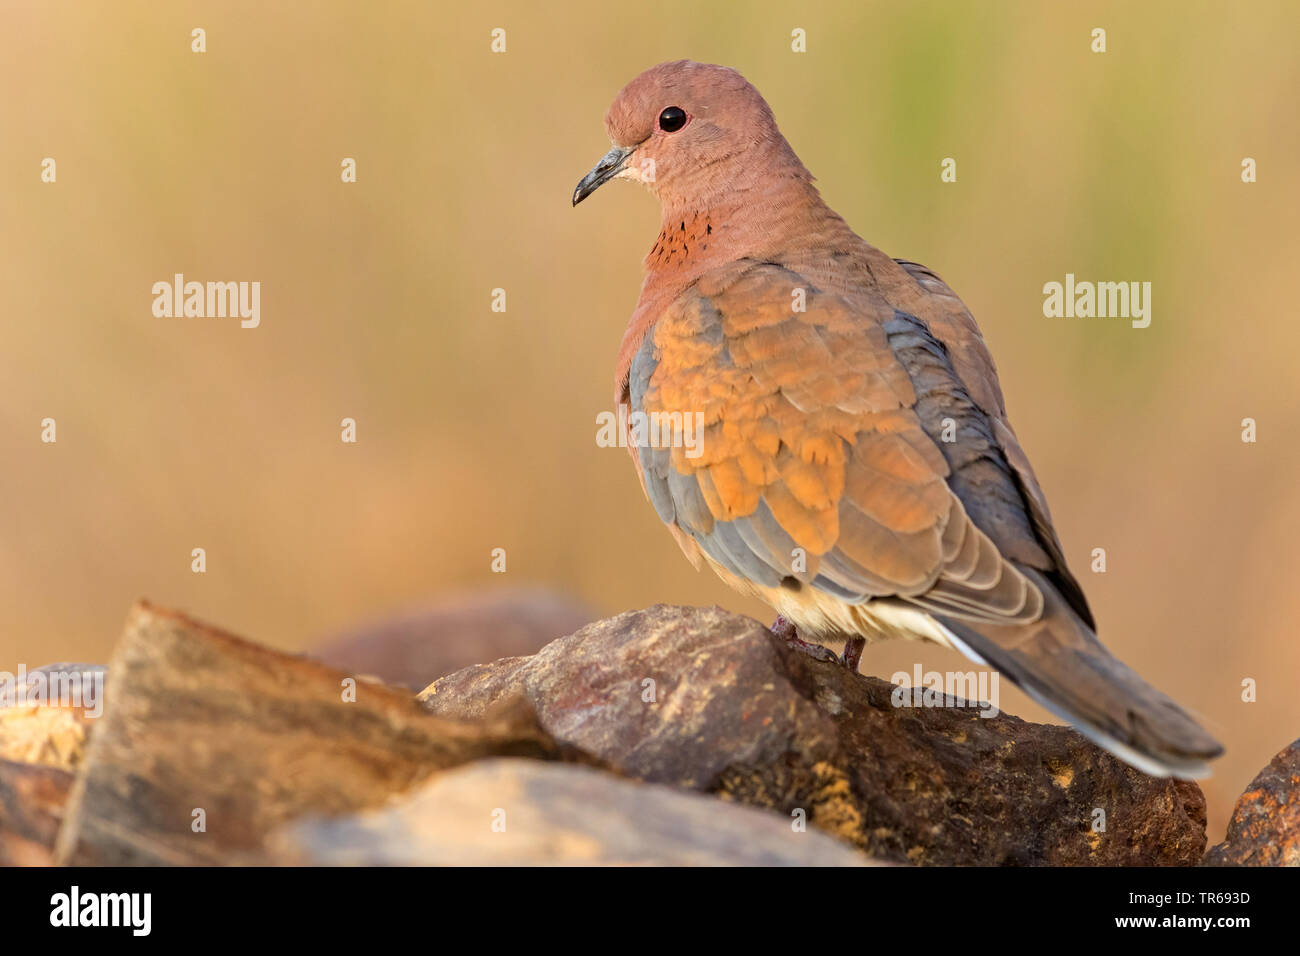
[770,616,839,663]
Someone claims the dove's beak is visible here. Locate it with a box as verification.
[573,145,634,206]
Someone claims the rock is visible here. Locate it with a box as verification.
[0,759,74,866]
[419,604,1208,866]
[55,602,596,865]
[313,589,593,689]
[0,664,106,770]
[1204,738,1300,866]
[268,757,873,866]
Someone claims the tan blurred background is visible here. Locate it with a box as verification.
[1,1,1297,840]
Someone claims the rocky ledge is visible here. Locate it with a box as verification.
[0,599,1294,866]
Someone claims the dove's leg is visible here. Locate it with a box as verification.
[770,616,839,663]
[841,635,866,673]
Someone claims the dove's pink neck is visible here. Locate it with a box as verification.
[614,166,862,400]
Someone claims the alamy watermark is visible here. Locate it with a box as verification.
[1042,274,1151,329]
[890,664,1000,717]
[0,665,104,718]
[596,406,705,459]
[49,886,150,936]
[152,273,260,328]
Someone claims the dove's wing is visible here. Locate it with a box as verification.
[630,260,1052,625]
[891,257,1095,628]
[626,258,1221,777]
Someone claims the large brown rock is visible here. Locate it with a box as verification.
[419,604,1208,866]
[269,758,873,866]
[313,589,593,689]
[55,602,594,866]
[1204,738,1300,866]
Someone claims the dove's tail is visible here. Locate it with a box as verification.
[934,566,1223,779]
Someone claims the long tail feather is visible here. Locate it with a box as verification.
[934,566,1223,779]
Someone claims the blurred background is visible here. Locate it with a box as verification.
[1,0,1297,840]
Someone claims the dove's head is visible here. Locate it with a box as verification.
[572,60,808,210]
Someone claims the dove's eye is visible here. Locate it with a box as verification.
[658,107,687,132]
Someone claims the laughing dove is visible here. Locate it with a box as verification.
[573,60,1222,778]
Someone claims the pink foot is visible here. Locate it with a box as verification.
[770,616,838,664]
[841,635,866,673]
